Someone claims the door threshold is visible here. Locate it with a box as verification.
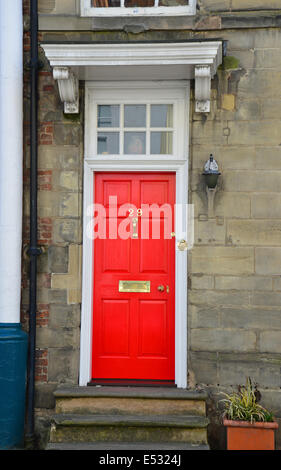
[88,379,176,387]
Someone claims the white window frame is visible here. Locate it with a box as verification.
[79,81,189,388]
[80,0,196,17]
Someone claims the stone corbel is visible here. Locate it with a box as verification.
[53,66,79,114]
[195,65,212,113]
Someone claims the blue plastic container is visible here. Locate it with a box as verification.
[0,323,28,449]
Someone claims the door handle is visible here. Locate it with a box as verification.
[157,285,165,292]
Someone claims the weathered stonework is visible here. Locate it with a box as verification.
[21,0,281,450]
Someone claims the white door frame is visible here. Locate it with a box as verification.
[79,81,189,388]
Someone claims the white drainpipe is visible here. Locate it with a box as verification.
[0,1,23,324]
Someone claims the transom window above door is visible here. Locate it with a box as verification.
[80,0,196,16]
[97,104,174,156]
[86,83,188,161]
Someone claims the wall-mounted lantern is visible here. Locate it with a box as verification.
[202,154,221,189]
[202,154,221,218]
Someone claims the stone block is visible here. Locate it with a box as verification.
[190,328,256,352]
[36,327,80,349]
[35,382,57,409]
[48,288,68,304]
[256,147,281,170]
[189,304,219,328]
[48,348,80,382]
[189,351,218,385]
[224,170,281,192]
[191,246,254,275]
[200,0,230,12]
[254,29,281,49]
[59,193,79,217]
[51,244,82,304]
[255,48,281,70]
[232,0,281,9]
[53,218,81,243]
[38,0,55,14]
[38,145,81,170]
[215,275,272,291]
[190,289,250,307]
[49,304,81,328]
[260,331,281,354]
[191,274,214,290]
[53,0,77,15]
[251,193,281,218]
[38,191,58,217]
[223,30,255,50]
[215,276,272,291]
[220,306,281,330]
[261,98,281,120]
[256,248,281,275]
[52,170,80,192]
[191,121,228,146]
[250,291,281,308]
[228,120,281,146]
[218,360,260,386]
[273,277,281,291]
[54,123,81,146]
[194,218,226,245]
[48,245,69,273]
[227,219,281,246]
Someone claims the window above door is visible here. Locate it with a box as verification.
[97,104,174,156]
[80,0,196,17]
[86,83,189,161]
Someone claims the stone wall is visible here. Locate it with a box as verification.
[21,0,281,449]
[188,26,281,448]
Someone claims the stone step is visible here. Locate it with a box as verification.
[54,386,207,416]
[47,441,210,450]
[49,413,209,445]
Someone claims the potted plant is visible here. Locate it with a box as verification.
[220,378,278,450]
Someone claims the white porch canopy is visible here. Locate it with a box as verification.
[41,41,223,114]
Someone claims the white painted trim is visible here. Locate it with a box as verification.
[80,0,196,17]
[42,42,222,75]
[41,41,222,113]
[79,82,189,388]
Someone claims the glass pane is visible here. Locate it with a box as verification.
[151,132,173,154]
[92,0,121,6]
[98,105,120,128]
[98,132,119,154]
[124,105,146,128]
[159,0,188,5]
[151,104,173,128]
[125,0,154,6]
[124,132,146,154]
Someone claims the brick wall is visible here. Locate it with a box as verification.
[22,0,83,401]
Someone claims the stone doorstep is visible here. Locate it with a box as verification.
[49,414,209,445]
[52,414,209,428]
[54,386,208,401]
[54,386,208,416]
[46,441,210,450]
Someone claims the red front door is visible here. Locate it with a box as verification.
[91,172,175,382]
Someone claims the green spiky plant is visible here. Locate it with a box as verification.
[220,378,274,424]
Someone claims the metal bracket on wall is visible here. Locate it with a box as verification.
[53,66,79,114]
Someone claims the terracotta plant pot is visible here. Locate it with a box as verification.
[224,419,279,450]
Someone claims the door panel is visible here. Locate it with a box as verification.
[92,172,175,380]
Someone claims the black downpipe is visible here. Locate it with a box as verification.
[25,0,40,448]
